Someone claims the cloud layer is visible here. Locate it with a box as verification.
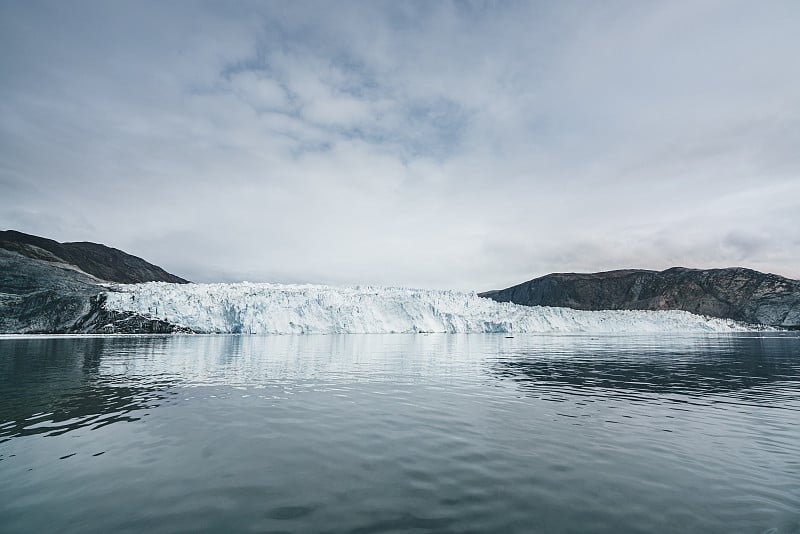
[2,1,799,289]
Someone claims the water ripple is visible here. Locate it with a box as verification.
[1,333,799,533]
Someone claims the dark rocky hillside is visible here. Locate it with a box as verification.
[0,231,190,334]
[480,267,800,328]
[0,230,188,284]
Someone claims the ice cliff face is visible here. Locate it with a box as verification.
[103,282,754,334]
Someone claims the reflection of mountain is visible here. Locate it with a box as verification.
[492,336,800,396]
[0,337,178,441]
[3,334,798,441]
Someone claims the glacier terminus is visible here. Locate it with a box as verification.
[103,282,755,335]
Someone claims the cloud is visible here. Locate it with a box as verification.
[1,0,799,289]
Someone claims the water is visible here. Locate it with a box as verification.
[1,333,798,533]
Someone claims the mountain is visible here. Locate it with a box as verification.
[0,230,188,284]
[0,230,189,333]
[1,229,795,333]
[479,267,800,328]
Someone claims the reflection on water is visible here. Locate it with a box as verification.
[493,334,800,395]
[0,338,179,442]
[0,333,799,534]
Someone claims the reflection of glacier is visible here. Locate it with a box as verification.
[104,282,755,334]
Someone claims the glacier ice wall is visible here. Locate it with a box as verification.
[102,282,754,334]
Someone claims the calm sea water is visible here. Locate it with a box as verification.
[1,333,798,533]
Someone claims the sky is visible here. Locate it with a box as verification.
[1,0,799,289]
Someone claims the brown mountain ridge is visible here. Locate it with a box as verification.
[0,230,188,284]
[480,267,800,328]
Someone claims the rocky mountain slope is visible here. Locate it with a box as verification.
[0,231,189,334]
[0,230,189,284]
[480,267,800,328]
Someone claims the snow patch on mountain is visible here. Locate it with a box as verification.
[103,282,755,334]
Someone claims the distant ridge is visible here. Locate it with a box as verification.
[480,267,800,328]
[0,230,189,284]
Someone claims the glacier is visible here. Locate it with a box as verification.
[102,282,756,334]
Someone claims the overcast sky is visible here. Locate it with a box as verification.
[1,1,799,289]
